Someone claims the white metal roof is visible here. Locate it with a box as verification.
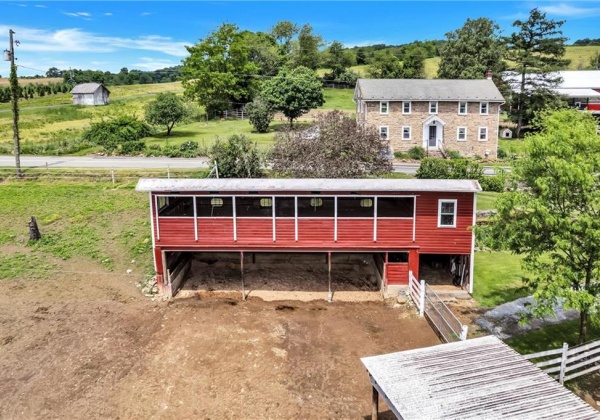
[361,335,599,420]
[135,178,482,193]
[555,88,600,99]
[70,83,110,94]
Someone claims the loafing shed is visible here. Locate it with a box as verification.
[136,178,481,297]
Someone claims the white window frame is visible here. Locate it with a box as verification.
[402,126,411,140]
[380,101,389,115]
[438,199,457,228]
[480,102,489,115]
[402,101,411,115]
[478,126,488,142]
[379,126,389,140]
[429,101,438,114]
[458,101,468,115]
[457,127,467,141]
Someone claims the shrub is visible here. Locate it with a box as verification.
[145,144,163,157]
[479,175,505,192]
[408,146,425,160]
[497,147,507,159]
[82,115,153,154]
[245,97,274,133]
[120,140,145,155]
[445,149,461,159]
[394,150,408,159]
[209,134,262,178]
[416,158,484,180]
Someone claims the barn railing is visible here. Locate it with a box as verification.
[407,271,468,342]
[523,339,600,384]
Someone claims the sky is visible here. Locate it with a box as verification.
[1,1,600,77]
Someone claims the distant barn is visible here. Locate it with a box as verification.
[70,83,110,106]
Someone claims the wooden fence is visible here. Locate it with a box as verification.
[523,339,600,384]
[408,271,468,342]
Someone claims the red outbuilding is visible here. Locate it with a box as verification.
[136,178,480,298]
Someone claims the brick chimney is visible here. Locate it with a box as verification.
[485,69,493,80]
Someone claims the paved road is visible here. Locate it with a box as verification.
[0,155,508,175]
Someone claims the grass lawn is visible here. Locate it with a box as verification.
[507,319,600,354]
[565,45,600,70]
[319,88,354,111]
[499,138,528,157]
[477,192,501,211]
[473,251,527,307]
[0,181,153,280]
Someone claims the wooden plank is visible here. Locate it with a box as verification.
[533,357,562,368]
[564,363,600,382]
[523,348,564,359]
[566,344,600,365]
[566,339,600,356]
[564,353,600,373]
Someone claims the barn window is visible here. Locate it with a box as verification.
[196,196,233,217]
[158,196,168,210]
[438,199,457,228]
[388,252,409,263]
[377,197,414,218]
[337,197,374,217]
[275,197,295,217]
[298,197,334,217]
[236,197,272,217]
[158,196,194,217]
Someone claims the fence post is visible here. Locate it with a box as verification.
[419,279,425,317]
[111,167,115,185]
[460,325,468,341]
[559,342,569,384]
[167,165,171,179]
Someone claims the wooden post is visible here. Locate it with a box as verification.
[371,385,379,420]
[559,342,569,384]
[240,251,246,301]
[111,167,115,185]
[419,279,426,317]
[167,165,171,179]
[327,252,333,303]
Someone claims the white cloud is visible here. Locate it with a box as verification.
[104,12,112,16]
[63,12,92,19]
[35,4,47,8]
[140,12,152,16]
[131,57,177,71]
[343,40,387,48]
[18,4,26,7]
[0,25,190,57]
[539,3,600,17]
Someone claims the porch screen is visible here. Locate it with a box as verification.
[196,196,233,217]
[377,197,414,217]
[337,197,375,217]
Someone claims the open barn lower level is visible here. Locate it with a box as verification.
[154,248,471,298]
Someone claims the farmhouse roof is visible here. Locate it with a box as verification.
[355,79,504,102]
[135,178,482,193]
[362,335,600,420]
[70,83,110,94]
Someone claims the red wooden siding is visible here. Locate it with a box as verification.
[298,219,335,244]
[337,219,373,244]
[415,192,473,254]
[376,219,413,245]
[198,218,234,245]
[157,218,196,245]
[386,263,409,285]
[236,218,273,245]
[275,219,295,243]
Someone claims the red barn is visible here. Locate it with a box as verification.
[136,178,480,297]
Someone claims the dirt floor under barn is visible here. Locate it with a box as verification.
[0,257,444,420]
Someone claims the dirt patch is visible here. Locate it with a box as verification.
[0,265,439,419]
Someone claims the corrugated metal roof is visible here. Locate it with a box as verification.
[70,83,110,94]
[355,79,505,102]
[361,336,600,420]
[503,71,600,93]
[135,178,482,193]
[555,88,600,98]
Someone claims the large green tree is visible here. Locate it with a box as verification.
[488,109,600,343]
[292,24,323,70]
[242,30,280,77]
[367,50,404,78]
[261,66,324,125]
[504,8,569,137]
[325,40,354,80]
[181,23,259,117]
[437,17,504,79]
[271,20,298,56]
[145,92,187,136]
[270,110,392,178]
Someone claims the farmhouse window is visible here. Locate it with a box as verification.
[298,197,335,217]
[275,197,295,217]
[380,101,389,114]
[480,102,489,115]
[457,127,467,141]
[337,197,375,217]
[379,126,389,140]
[429,101,438,114]
[438,199,457,227]
[377,197,414,218]
[196,196,233,217]
[479,127,488,141]
[402,101,411,114]
[458,101,468,115]
[236,196,273,217]
[402,126,411,140]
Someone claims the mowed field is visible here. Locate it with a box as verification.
[0,77,63,86]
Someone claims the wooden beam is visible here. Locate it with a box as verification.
[240,251,245,301]
[372,385,379,420]
[327,252,332,302]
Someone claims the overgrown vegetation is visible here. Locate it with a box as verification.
[82,114,154,154]
[208,134,263,178]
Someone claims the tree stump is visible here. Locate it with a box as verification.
[29,216,41,241]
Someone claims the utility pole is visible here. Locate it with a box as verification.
[5,29,21,176]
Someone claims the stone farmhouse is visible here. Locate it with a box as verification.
[354,77,505,159]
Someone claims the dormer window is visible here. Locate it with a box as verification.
[429,101,438,114]
[480,102,489,115]
[380,101,389,114]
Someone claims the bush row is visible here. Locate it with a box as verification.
[416,158,506,192]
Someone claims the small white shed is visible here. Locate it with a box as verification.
[501,128,513,139]
[70,83,110,106]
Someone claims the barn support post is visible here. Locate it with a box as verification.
[240,251,246,301]
[327,252,333,302]
[371,384,379,420]
[559,342,569,384]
